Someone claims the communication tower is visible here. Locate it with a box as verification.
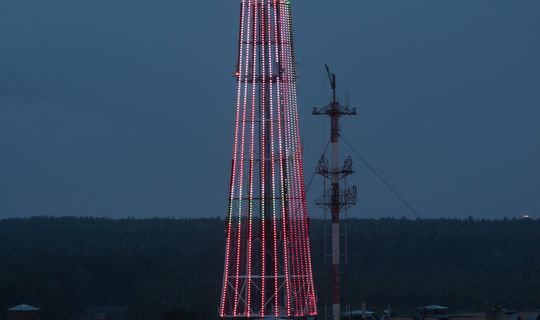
[313,65,357,320]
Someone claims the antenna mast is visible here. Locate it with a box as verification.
[313,64,357,320]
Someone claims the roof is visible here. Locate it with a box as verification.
[8,304,39,311]
[450,313,485,317]
[418,305,449,310]
[501,309,517,314]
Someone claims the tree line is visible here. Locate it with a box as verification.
[0,217,538,320]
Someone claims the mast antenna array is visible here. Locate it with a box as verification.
[313,64,358,320]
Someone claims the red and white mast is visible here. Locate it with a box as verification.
[313,65,357,320]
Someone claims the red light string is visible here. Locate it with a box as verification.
[288,3,317,310]
[265,1,279,316]
[220,0,247,316]
[260,1,268,316]
[233,0,253,315]
[246,0,259,315]
[273,0,292,316]
[287,1,316,314]
[277,1,303,314]
[278,1,302,315]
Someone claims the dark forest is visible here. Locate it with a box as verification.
[0,217,538,320]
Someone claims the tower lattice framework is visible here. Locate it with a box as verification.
[219,0,317,318]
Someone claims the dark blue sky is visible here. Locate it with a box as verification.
[1,0,539,219]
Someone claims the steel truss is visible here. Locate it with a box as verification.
[219,1,317,319]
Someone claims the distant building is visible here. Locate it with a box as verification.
[7,304,40,320]
[417,305,450,317]
[342,310,378,320]
[337,305,540,320]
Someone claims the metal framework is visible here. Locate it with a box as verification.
[313,65,357,320]
[219,1,317,318]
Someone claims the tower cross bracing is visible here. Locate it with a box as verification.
[219,1,318,319]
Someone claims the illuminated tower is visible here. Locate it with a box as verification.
[219,0,317,318]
